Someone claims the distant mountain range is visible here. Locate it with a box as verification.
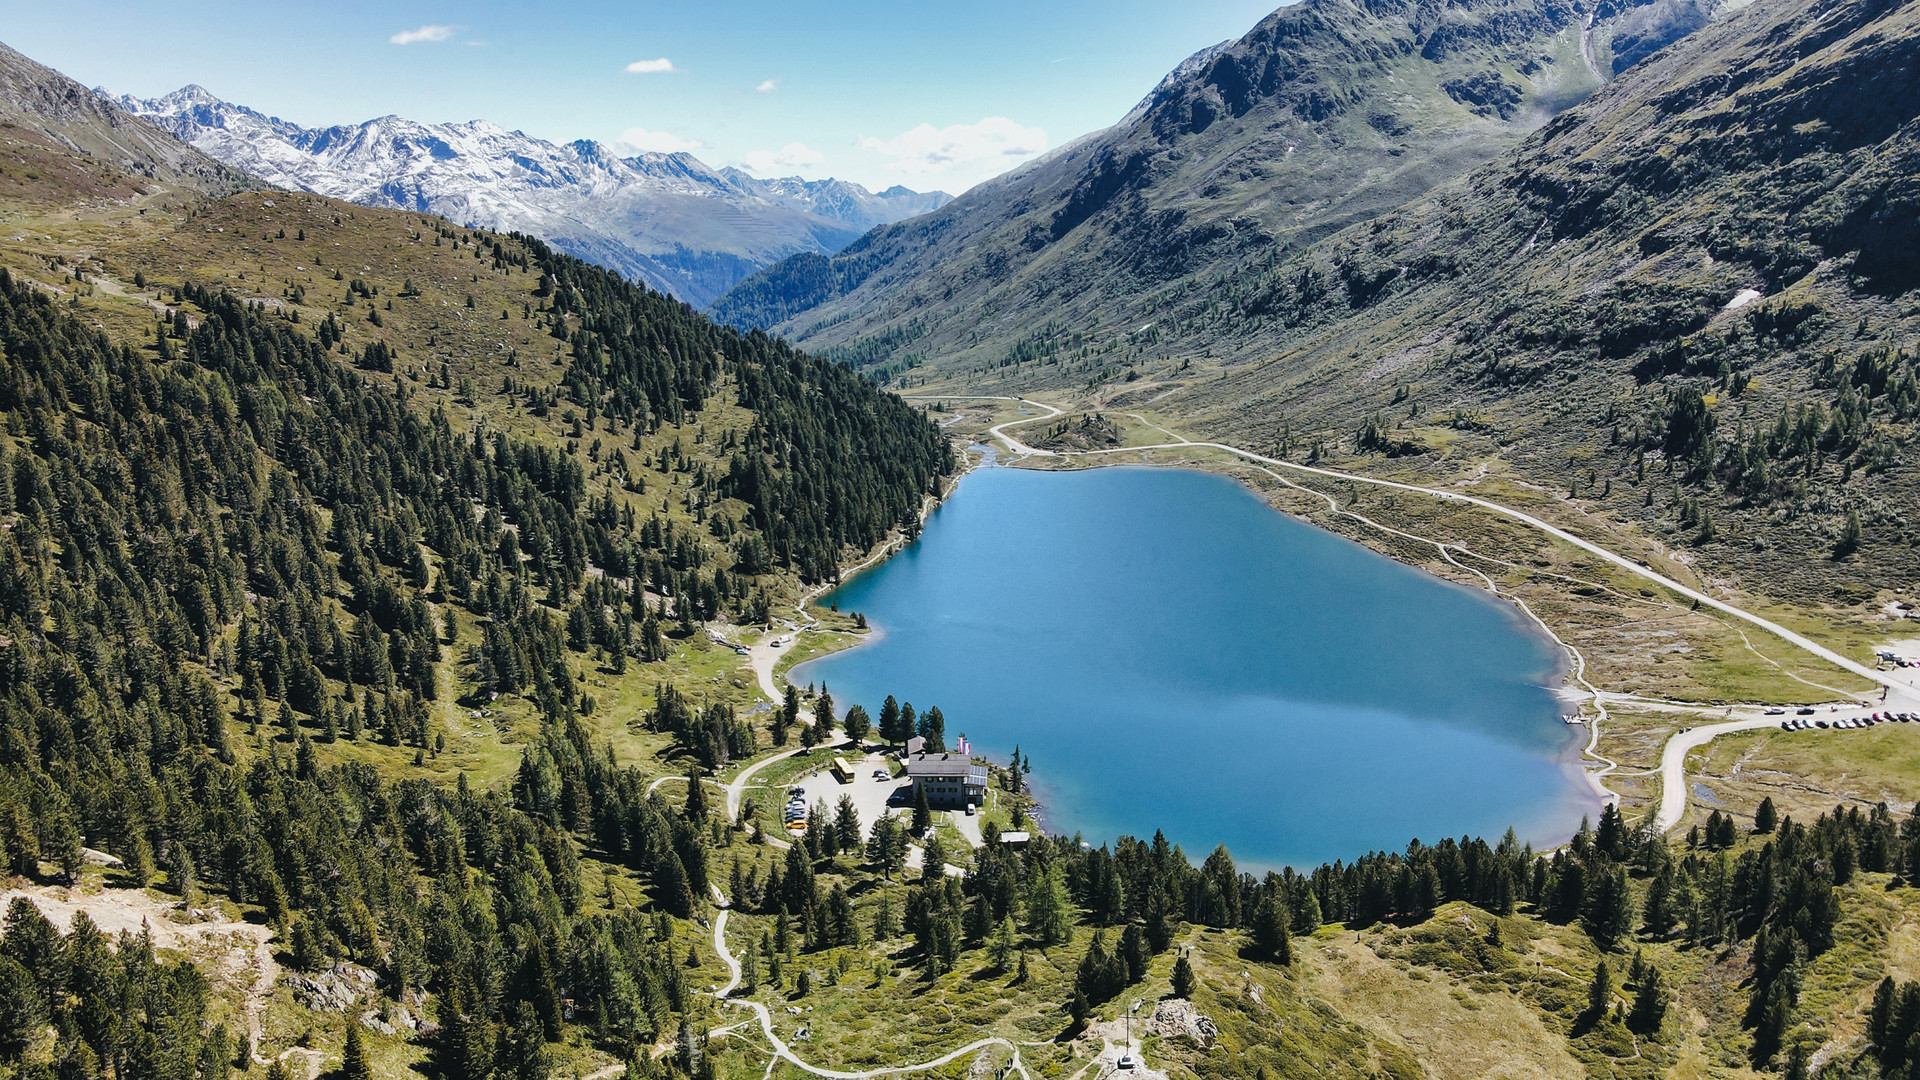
[112,86,949,306]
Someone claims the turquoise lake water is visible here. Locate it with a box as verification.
[793,464,1598,870]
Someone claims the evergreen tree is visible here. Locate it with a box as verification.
[988,916,1018,972]
[684,768,709,823]
[1068,987,1090,1031]
[812,691,835,740]
[343,1021,373,1080]
[1026,863,1075,946]
[912,789,933,835]
[867,816,908,880]
[1755,797,1778,834]
[1120,923,1151,984]
[917,706,946,752]
[1249,894,1292,964]
[1171,954,1195,998]
[834,796,862,856]
[839,703,870,745]
[1628,965,1668,1035]
[1583,864,1636,948]
[0,955,43,1060]
[1587,960,1614,1021]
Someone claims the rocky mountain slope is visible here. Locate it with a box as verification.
[0,41,247,196]
[113,84,948,306]
[1085,0,1920,608]
[708,0,1715,363]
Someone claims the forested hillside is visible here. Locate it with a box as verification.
[0,33,960,1074]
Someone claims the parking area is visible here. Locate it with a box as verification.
[788,751,909,841]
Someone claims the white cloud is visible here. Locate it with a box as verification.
[617,127,704,154]
[858,117,1047,179]
[624,58,676,75]
[755,79,779,93]
[741,142,826,174]
[390,24,454,45]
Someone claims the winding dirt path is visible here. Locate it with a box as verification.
[708,908,1035,1080]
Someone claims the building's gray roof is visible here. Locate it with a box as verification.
[905,752,988,782]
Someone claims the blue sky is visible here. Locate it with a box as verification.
[2,0,1282,194]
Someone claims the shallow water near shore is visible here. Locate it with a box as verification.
[795,464,1597,870]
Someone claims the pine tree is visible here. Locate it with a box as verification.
[834,796,862,856]
[1628,965,1668,1035]
[1068,987,1091,1030]
[918,706,946,751]
[684,769,708,823]
[1584,864,1636,948]
[1249,894,1292,964]
[0,954,44,1059]
[1171,954,1195,998]
[1755,796,1778,834]
[988,916,1018,971]
[1026,863,1074,946]
[1121,923,1150,984]
[343,1021,373,1080]
[842,705,871,745]
[903,784,929,834]
[1587,960,1614,1021]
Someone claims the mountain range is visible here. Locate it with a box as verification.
[706,0,1719,358]
[112,85,949,307]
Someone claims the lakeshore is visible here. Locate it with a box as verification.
[791,462,1597,869]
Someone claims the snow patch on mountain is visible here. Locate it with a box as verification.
[111,86,949,307]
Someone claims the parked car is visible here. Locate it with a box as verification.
[1765,708,1786,715]
[1797,707,1816,715]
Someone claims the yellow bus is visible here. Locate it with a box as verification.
[830,757,854,783]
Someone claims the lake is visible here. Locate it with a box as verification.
[793,464,1598,870]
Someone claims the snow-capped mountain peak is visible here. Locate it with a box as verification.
[111,85,949,307]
